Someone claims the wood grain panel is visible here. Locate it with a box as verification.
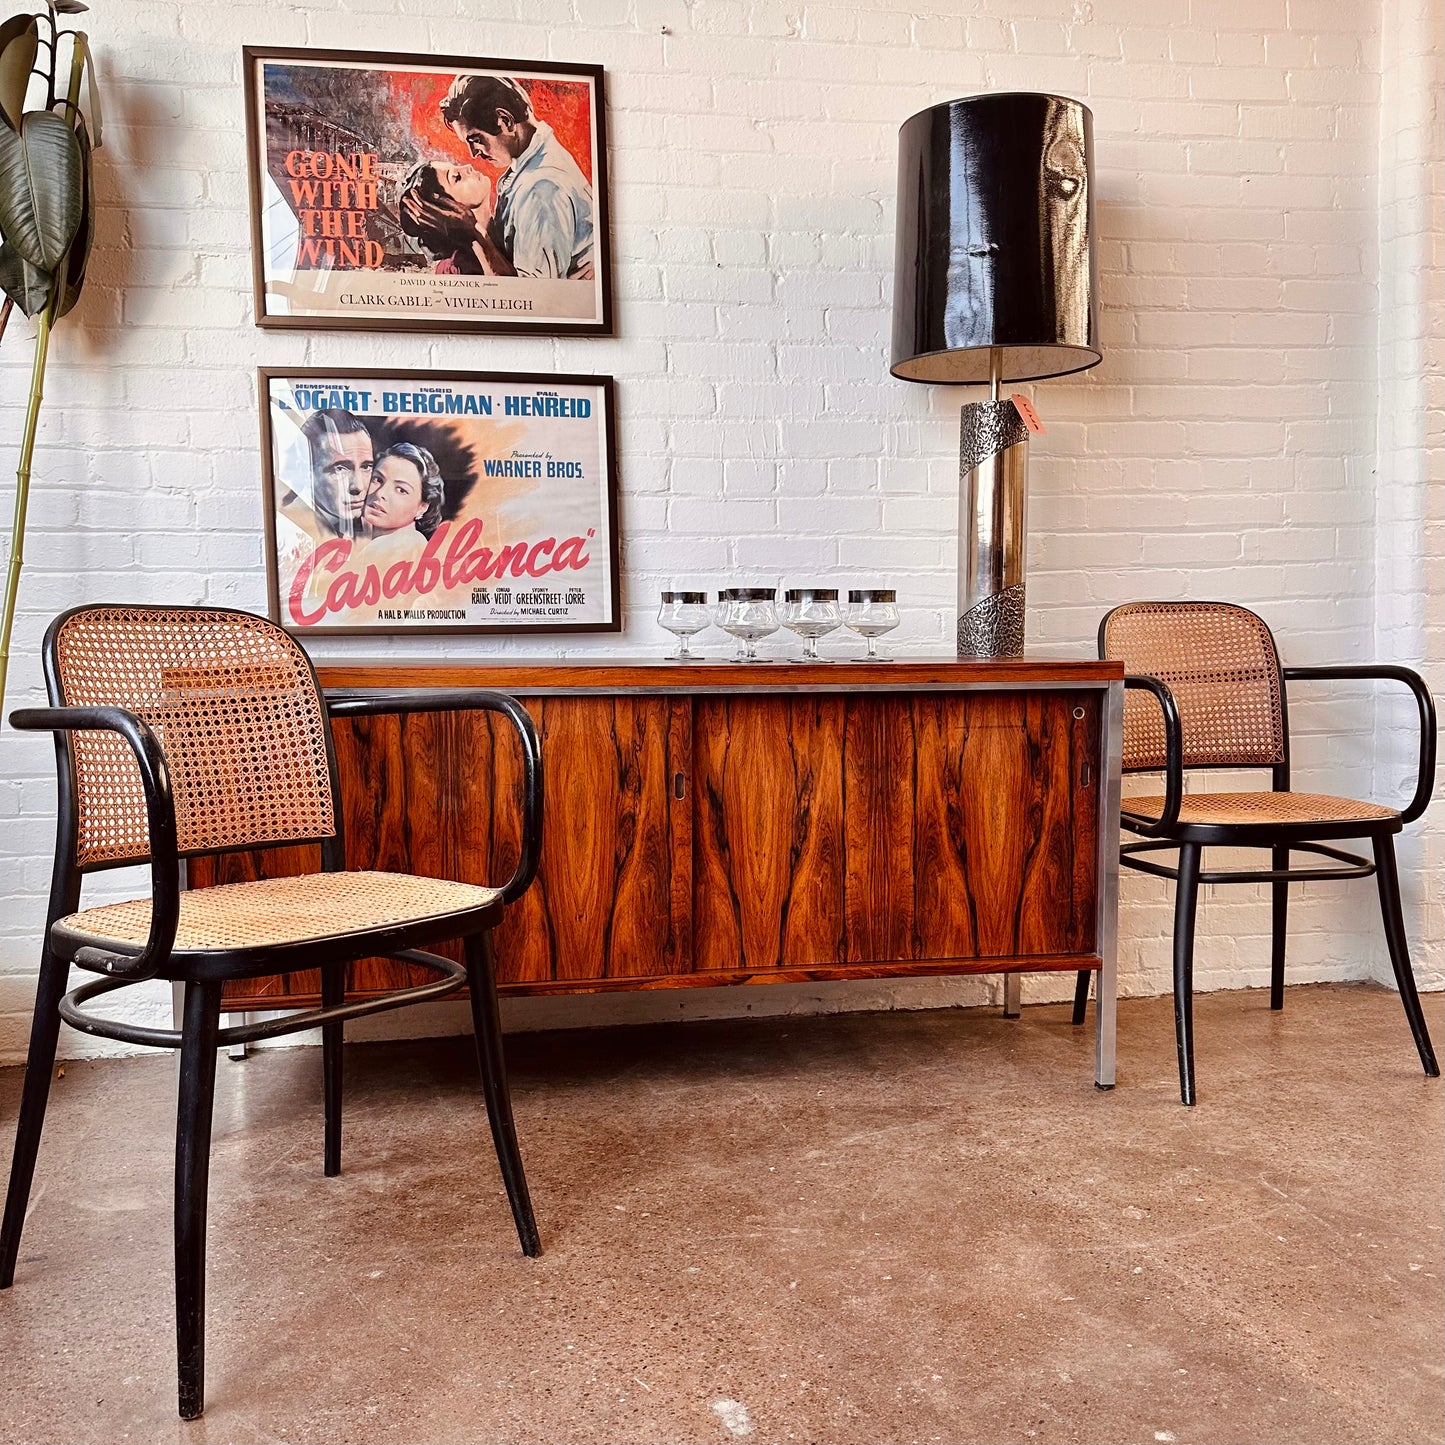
[841,692,1098,963]
[909,695,977,961]
[1015,694,1098,956]
[202,677,1106,1009]
[525,696,690,982]
[843,696,918,962]
[924,692,1095,958]
[956,693,1036,955]
[692,696,845,972]
[333,712,460,994]
[213,695,691,1006]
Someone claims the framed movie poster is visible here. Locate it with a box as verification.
[243,46,612,333]
[260,368,621,636]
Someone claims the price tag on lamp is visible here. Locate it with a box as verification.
[1011,395,1046,434]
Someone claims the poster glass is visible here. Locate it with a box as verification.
[245,47,611,333]
[261,368,620,636]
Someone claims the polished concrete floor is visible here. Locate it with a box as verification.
[0,983,1441,1445]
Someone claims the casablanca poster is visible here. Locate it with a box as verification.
[260,369,620,636]
[244,47,611,333]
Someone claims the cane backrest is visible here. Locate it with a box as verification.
[51,606,336,867]
[1101,602,1286,772]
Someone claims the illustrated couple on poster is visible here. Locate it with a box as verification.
[401,73,595,282]
[278,409,444,579]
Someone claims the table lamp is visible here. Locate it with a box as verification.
[891,92,1102,657]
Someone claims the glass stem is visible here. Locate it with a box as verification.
[804,637,818,660]
[744,637,757,660]
[866,635,878,659]
[678,634,691,659]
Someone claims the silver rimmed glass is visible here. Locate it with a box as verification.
[658,590,711,660]
[845,589,900,660]
[715,587,778,662]
[780,588,841,661]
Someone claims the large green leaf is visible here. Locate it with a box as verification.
[0,240,53,316]
[0,16,38,132]
[0,110,83,270]
[56,119,90,316]
[54,0,90,11]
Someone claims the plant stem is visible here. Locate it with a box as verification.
[43,6,58,108]
[0,296,13,346]
[63,23,84,124]
[0,307,53,714]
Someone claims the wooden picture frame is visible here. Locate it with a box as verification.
[259,367,622,637]
[243,46,612,334]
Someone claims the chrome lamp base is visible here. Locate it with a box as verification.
[956,399,1030,658]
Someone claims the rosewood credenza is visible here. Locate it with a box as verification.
[191,657,1124,1086]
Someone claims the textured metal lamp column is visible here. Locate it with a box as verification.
[890,92,1102,657]
[958,399,1030,656]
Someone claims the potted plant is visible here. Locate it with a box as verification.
[0,0,100,708]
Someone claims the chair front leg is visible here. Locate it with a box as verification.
[1173,843,1203,1106]
[0,945,71,1288]
[1071,970,1090,1026]
[1271,845,1289,1011]
[463,931,540,1258]
[175,979,222,1421]
[1371,835,1440,1078]
[322,962,345,1177]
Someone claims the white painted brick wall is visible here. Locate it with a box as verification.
[1375,0,1443,991]
[0,0,1438,1061]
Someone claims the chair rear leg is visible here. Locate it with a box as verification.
[1372,835,1440,1077]
[464,931,540,1257]
[1071,970,1090,1026]
[322,962,344,1177]
[1,948,71,1289]
[175,980,222,1421]
[1173,843,1203,1106]
[1271,845,1289,1011]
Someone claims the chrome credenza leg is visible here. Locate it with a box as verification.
[1094,679,1123,1089]
[1002,973,1022,1018]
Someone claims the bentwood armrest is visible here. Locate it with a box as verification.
[1283,664,1438,824]
[1120,675,1185,834]
[324,688,544,903]
[8,704,181,980]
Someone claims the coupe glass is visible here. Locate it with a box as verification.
[715,587,778,662]
[657,591,711,659]
[844,589,900,660]
[780,588,841,661]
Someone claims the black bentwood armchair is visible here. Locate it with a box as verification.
[0,604,545,1419]
[1071,601,1438,1106]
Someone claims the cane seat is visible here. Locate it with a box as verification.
[1123,791,1398,830]
[53,871,501,956]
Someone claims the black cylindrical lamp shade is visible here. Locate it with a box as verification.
[892,92,1101,384]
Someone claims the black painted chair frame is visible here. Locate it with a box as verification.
[0,605,545,1420]
[1071,611,1439,1106]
